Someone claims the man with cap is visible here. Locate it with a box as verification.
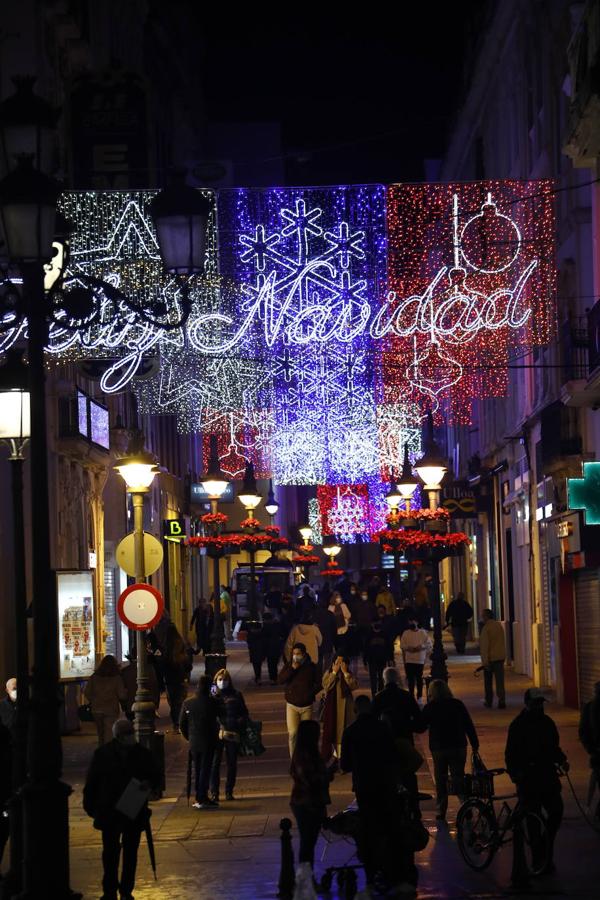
[83,719,159,900]
[505,688,568,872]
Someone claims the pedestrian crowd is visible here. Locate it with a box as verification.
[1,574,592,900]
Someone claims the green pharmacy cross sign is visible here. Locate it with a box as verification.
[567,462,600,525]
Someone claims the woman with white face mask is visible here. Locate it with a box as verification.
[209,669,249,801]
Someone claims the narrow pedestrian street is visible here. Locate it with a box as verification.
[63,641,598,899]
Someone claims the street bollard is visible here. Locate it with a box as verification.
[277,817,295,899]
[510,814,531,891]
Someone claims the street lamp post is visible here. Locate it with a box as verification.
[415,412,449,681]
[200,436,231,658]
[385,472,403,595]
[114,432,159,749]
[397,447,421,598]
[0,350,30,899]
[238,462,263,619]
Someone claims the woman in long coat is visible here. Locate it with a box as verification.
[320,655,358,765]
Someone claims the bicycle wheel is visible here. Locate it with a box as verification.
[520,810,550,876]
[456,799,498,870]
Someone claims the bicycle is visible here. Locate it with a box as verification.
[455,765,550,875]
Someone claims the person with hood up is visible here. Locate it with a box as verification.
[209,669,249,802]
[579,680,600,817]
[400,614,432,701]
[278,642,321,757]
[83,719,159,900]
[505,688,568,871]
[84,655,127,746]
[180,675,219,809]
[320,655,358,765]
[284,612,322,665]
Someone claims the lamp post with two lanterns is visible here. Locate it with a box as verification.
[114,433,160,749]
[237,461,263,620]
[199,435,231,662]
[0,349,30,900]
[0,74,212,897]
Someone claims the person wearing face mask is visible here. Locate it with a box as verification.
[353,591,377,662]
[400,615,432,701]
[83,718,159,900]
[320,656,358,765]
[278,643,321,757]
[209,669,249,801]
[505,688,568,872]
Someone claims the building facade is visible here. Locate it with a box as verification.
[440,0,600,704]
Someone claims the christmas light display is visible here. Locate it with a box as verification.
[385,180,556,423]
[0,180,556,491]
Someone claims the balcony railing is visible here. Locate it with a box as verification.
[561,315,589,381]
[588,298,600,374]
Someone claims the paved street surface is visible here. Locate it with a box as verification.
[19,641,600,898]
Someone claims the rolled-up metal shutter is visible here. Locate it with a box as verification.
[574,569,600,705]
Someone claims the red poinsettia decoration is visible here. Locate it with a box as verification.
[385,508,449,526]
[200,512,228,525]
[374,528,470,554]
[320,565,344,577]
[240,517,260,530]
[265,525,281,535]
[293,553,321,565]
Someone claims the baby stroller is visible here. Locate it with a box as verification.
[318,789,429,898]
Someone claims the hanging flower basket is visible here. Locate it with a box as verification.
[385,508,449,526]
[320,565,344,577]
[240,517,261,531]
[293,554,321,565]
[375,528,469,555]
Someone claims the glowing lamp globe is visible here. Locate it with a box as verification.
[385,475,402,511]
[323,538,341,559]
[238,461,262,513]
[397,446,419,500]
[265,479,279,517]
[416,412,447,491]
[114,431,159,493]
[0,350,30,442]
[200,435,231,500]
[299,525,313,544]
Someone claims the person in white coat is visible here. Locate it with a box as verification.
[400,614,432,700]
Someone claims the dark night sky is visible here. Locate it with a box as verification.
[202,4,486,185]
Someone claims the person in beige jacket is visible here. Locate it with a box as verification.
[84,655,127,745]
[479,609,506,708]
[284,615,322,665]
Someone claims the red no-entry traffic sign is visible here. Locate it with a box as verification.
[117,583,164,631]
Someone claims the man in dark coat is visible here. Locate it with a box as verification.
[341,695,418,893]
[190,599,213,655]
[261,612,283,684]
[505,688,568,871]
[372,667,422,799]
[180,675,219,808]
[311,600,337,674]
[83,719,159,900]
[445,592,473,653]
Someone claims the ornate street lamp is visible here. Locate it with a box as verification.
[0,349,30,898]
[415,411,448,510]
[299,524,313,547]
[265,479,279,523]
[397,446,420,512]
[323,535,342,561]
[150,169,212,275]
[200,436,231,660]
[0,78,80,900]
[238,462,263,618]
[415,412,449,681]
[114,431,160,750]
